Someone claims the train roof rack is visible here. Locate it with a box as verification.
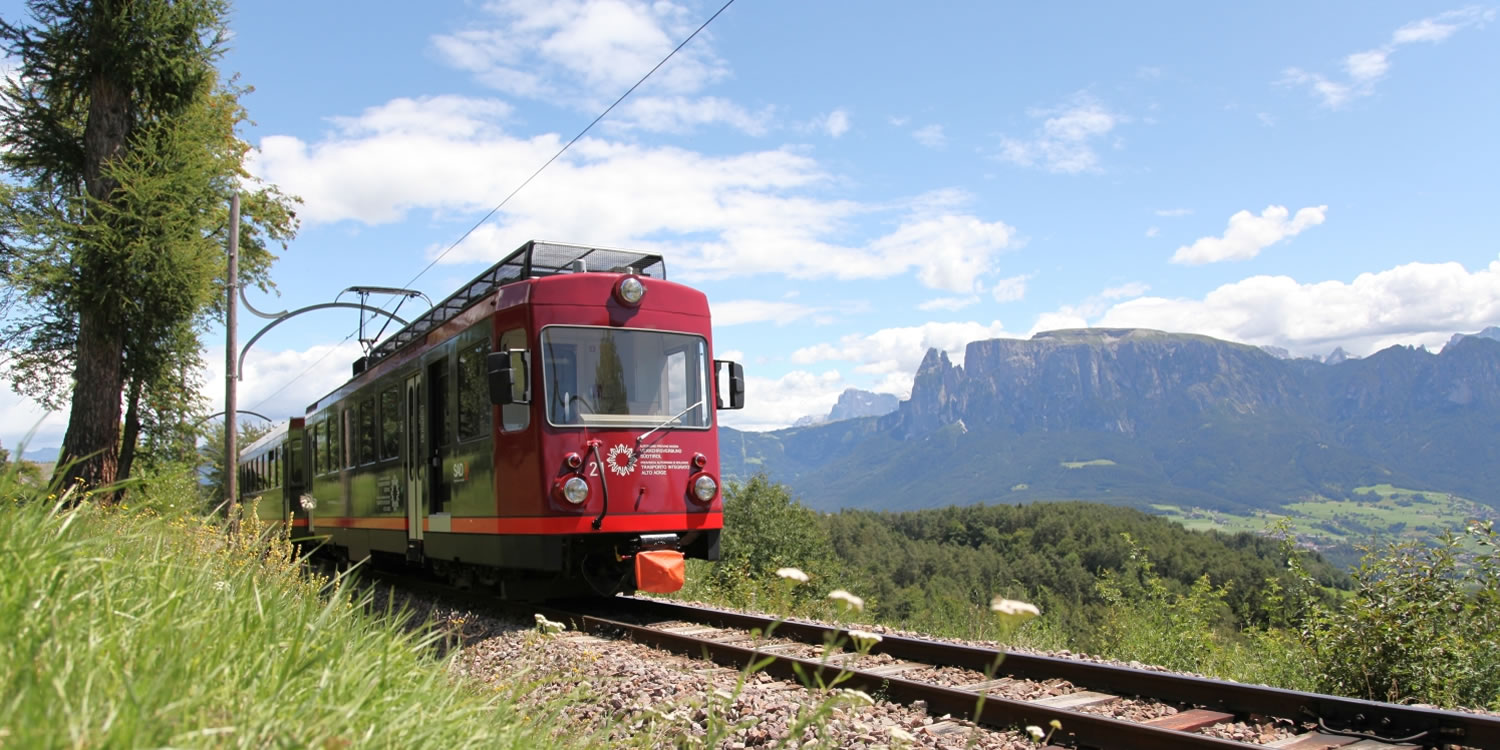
[364,240,666,367]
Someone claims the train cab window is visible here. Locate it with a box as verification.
[380,387,401,460]
[541,327,712,428]
[500,328,529,432]
[358,398,376,465]
[457,340,491,440]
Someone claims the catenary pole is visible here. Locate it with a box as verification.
[225,193,240,518]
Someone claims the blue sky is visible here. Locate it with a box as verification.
[3,1,1499,450]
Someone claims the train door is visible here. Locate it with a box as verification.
[404,372,425,559]
[426,357,449,515]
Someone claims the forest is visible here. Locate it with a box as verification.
[678,476,1500,710]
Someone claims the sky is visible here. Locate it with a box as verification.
[3,1,1500,452]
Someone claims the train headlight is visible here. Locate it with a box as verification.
[692,474,718,503]
[562,476,590,505]
[615,276,646,306]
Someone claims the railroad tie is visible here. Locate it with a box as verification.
[1030,690,1120,710]
[659,625,721,637]
[963,677,1022,692]
[863,661,928,677]
[1143,708,1236,732]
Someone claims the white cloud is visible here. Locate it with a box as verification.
[912,124,946,148]
[1070,255,1500,357]
[864,213,1017,293]
[1170,205,1327,265]
[715,349,744,362]
[205,341,368,425]
[711,300,820,327]
[1155,208,1192,217]
[790,320,1014,397]
[613,96,773,135]
[1282,7,1493,108]
[251,100,1017,293]
[717,369,845,432]
[996,94,1122,174]
[990,273,1032,302]
[1101,282,1151,299]
[1027,282,1150,336]
[1393,7,1495,43]
[821,109,851,138]
[917,296,979,312]
[1145,226,1160,238]
[431,0,751,134]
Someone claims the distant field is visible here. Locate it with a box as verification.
[1061,459,1117,469]
[1151,485,1497,549]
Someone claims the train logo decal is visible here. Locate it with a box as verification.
[606,444,637,476]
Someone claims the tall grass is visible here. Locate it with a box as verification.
[0,464,553,749]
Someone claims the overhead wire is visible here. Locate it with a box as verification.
[246,0,737,413]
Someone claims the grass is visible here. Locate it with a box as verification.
[0,465,558,750]
[1150,485,1497,549]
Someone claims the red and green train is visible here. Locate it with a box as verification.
[238,240,744,597]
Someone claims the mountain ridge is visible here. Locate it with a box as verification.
[724,328,1500,513]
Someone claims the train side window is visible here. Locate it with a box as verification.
[457,340,491,440]
[270,450,278,489]
[429,358,450,448]
[500,328,529,432]
[358,398,376,464]
[380,387,401,460]
[291,436,303,484]
[313,422,325,475]
[311,423,321,476]
[332,409,345,469]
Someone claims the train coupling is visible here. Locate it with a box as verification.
[636,533,680,552]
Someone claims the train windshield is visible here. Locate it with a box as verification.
[541,326,712,429]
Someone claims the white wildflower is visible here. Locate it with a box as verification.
[775,567,809,583]
[1026,725,1044,741]
[990,597,1040,619]
[212,580,230,592]
[827,589,864,611]
[838,688,875,706]
[299,494,316,510]
[847,629,883,649]
[533,613,566,634]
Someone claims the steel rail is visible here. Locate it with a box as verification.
[534,603,1251,750]
[603,597,1498,749]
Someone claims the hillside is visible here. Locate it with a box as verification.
[721,329,1500,514]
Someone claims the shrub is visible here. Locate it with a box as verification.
[1301,522,1500,708]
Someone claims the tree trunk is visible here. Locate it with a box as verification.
[53,49,133,495]
[116,375,142,488]
[55,306,125,493]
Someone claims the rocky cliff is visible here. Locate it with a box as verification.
[722,328,1500,512]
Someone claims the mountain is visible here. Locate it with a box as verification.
[828,388,899,421]
[1446,326,1500,351]
[720,328,1500,513]
[791,388,899,427]
[1322,346,1354,365]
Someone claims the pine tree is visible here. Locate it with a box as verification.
[0,0,298,493]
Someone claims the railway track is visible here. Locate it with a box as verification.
[532,596,1500,750]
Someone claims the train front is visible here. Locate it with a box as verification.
[488,264,744,596]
